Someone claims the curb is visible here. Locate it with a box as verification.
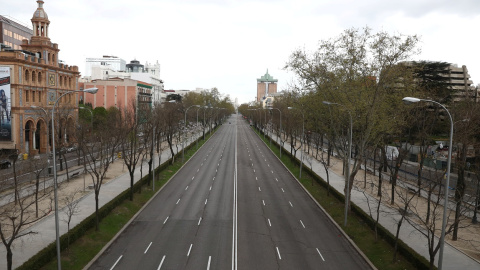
[251,126,377,270]
[83,130,216,269]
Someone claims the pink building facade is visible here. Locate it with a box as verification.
[79,78,152,111]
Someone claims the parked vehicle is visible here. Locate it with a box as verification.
[0,159,11,169]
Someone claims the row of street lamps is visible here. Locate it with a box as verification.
[30,91,225,269]
[250,96,452,270]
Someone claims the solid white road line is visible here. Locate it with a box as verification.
[110,255,122,270]
[276,247,282,260]
[187,244,193,256]
[144,242,153,254]
[233,123,238,270]
[207,256,212,270]
[316,248,325,261]
[300,220,305,228]
[157,255,166,270]
[176,199,180,204]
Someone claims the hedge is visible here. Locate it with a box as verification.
[254,126,434,270]
[16,130,215,270]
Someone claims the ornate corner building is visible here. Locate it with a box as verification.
[0,0,80,156]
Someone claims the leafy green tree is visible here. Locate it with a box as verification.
[285,27,420,209]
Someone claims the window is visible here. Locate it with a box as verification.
[32,91,35,102]
[25,69,30,82]
[38,72,42,83]
[25,90,29,102]
[38,91,42,102]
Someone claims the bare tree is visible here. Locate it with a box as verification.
[121,101,144,201]
[0,179,52,270]
[392,184,417,261]
[61,188,81,250]
[163,102,181,164]
[82,107,123,230]
[25,157,47,217]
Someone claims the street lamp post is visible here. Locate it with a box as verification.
[195,107,201,149]
[287,107,304,179]
[323,101,352,227]
[203,106,208,141]
[402,97,453,270]
[473,179,480,224]
[51,87,98,270]
[183,105,200,163]
[262,109,266,139]
[268,107,282,158]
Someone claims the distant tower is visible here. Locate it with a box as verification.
[21,0,60,65]
[256,69,278,103]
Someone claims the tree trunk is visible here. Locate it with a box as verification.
[95,189,100,231]
[453,145,467,240]
[6,245,12,270]
[13,160,18,205]
[378,162,383,197]
[130,171,134,201]
[63,152,70,181]
[35,176,40,217]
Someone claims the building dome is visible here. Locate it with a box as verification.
[32,0,48,20]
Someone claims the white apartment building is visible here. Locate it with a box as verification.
[83,58,164,105]
[84,55,126,77]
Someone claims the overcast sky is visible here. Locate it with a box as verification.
[4,0,480,104]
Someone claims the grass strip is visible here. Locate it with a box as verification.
[38,132,214,270]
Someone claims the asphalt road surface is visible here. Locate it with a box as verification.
[88,115,372,270]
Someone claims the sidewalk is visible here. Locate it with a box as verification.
[0,135,199,269]
[267,131,480,270]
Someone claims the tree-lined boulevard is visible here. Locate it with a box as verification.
[87,115,371,270]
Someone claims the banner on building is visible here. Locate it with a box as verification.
[0,66,12,141]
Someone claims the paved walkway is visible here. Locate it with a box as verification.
[266,130,480,270]
[0,132,203,269]
[2,125,479,269]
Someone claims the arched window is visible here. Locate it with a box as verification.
[38,72,42,83]
[25,69,30,82]
[32,71,36,83]
[52,54,56,65]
